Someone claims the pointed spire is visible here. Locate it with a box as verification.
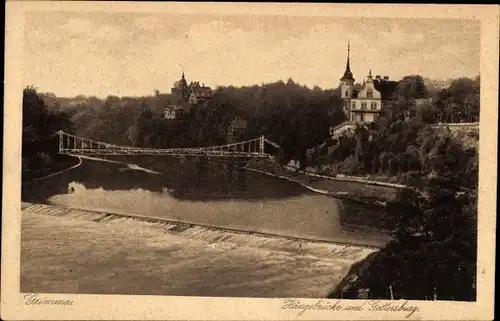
[367,69,374,83]
[181,71,185,80]
[340,41,354,82]
[347,40,351,70]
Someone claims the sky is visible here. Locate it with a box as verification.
[24,12,480,97]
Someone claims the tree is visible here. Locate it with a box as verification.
[378,152,393,175]
[395,75,429,101]
[22,87,74,179]
[421,76,480,124]
[358,161,477,301]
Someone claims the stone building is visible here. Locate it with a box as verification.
[339,42,398,124]
[165,72,212,120]
[188,82,213,105]
[171,72,190,101]
[164,103,190,120]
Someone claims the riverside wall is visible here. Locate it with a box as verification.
[243,161,404,205]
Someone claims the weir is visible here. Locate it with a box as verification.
[22,203,379,298]
[20,155,388,298]
[22,202,382,252]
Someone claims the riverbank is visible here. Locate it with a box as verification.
[327,250,380,299]
[22,154,81,185]
[243,160,402,205]
[23,155,393,247]
[21,204,378,297]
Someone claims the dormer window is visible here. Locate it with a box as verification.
[367,90,373,98]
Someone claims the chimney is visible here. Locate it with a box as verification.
[383,76,389,80]
[375,75,381,80]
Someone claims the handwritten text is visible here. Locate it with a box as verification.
[281,299,420,318]
[24,293,74,306]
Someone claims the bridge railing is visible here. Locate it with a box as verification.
[56,131,280,158]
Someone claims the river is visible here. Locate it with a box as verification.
[22,155,392,247]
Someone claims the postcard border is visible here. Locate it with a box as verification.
[2,2,498,320]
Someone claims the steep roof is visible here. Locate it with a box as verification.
[188,81,212,98]
[190,86,212,95]
[340,42,355,82]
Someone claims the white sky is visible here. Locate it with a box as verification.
[24,12,480,97]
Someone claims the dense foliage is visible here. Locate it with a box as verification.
[387,75,480,124]
[312,75,479,186]
[28,74,479,301]
[39,76,479,173]
[22,87,74,180]
[339,140,477,301]
[42,79,346,163]
[318,117,478,188]
[321,76,479,301]
[421,76,480,123]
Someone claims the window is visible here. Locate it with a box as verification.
[352,102,356,109]
[367,90,373,98]
[361,102,367,109]
[371,102,377,110]
[345,90,348,97]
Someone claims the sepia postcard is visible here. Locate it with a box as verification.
[2,2,499,320]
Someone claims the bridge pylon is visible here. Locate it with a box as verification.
[54,130,279,158]
[259,135,265,156]
[56,130,63,154]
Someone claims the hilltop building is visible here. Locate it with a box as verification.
[165,72,213,120]
[164,101,191,120]
[188,82,212,105]
[339,42,398,124]
[171,72,190,101]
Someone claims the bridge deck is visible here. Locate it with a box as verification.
[56,131,279,159]
[60,148,272,158]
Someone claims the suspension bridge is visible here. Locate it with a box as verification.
[55,131,280,159]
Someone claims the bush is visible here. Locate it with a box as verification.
[343,181,477,301]
[22,87,74,180]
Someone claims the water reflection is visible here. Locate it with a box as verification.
[23,156,311,203]
[22,156,392,247]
